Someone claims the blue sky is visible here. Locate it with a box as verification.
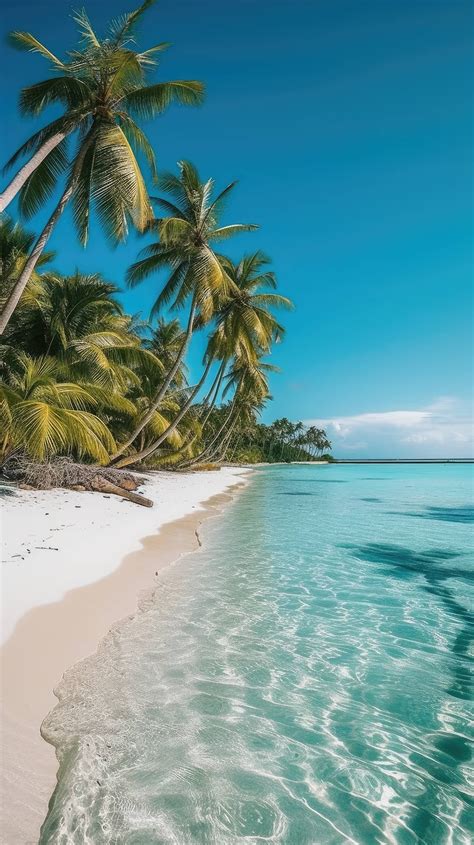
[1,0,472,456]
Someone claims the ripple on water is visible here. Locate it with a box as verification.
[40,465,474,844]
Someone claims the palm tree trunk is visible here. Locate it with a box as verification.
[0,176,75,335]
[209,414,239,463]
[201,360,225,409]
[0,132,67,214]
[114,357,212,469]
[228,433,241,462]
[200,360,226,427]
[183,383,241,468]
[0,129,95,335]
[109,299,197,462]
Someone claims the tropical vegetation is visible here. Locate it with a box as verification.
[0,0,331,474]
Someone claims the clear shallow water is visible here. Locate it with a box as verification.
[40,465,474,844]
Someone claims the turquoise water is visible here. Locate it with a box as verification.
[40,465,473,844]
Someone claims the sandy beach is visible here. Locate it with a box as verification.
[0,467,249,845]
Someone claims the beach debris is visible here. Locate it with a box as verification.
[90,474,153,508]
[1,456,153,507]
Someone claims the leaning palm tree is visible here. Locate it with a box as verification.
[194,251,292,429]
[217,393,268,462]
[0,352,115,463]
[182,353,277,467]
[109,160,257,465]
[112,243,290,469]
[0,1,204,334]
[214,252,292,359]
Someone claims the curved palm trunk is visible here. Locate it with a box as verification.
[0,132,67,214]
[109,299,197,462]
[183,383,241,468]
[207,414,239,463]
[160,364,226,468]
[0,176,75,334]
[200,360,225,409]
[199,360,226,427]
[159,430,201,466]
[228,433,242,462]
[114,357,212,469]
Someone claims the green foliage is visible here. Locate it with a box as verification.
[0,4,332,472]
[6,1,204,245]
[127,160,258,323]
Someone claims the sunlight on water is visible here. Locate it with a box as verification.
[40,465,474,844]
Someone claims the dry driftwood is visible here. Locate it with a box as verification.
[2,456,153,507]
[91,475,153,507]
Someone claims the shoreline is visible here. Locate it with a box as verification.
[1,468,250,845]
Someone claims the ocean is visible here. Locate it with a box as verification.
[40,464,473,844]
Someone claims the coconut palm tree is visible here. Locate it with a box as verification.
[0,1,204,334]
[0,352,115,462]
[110,160,258,464]
[144,317,188,388]
[0,216,54,306]
[113,249,290,467]
[182,353,277,467]
[4,271,160,396]
[217,394,268,462]
[213,252,292,361]
[194,250,292,431]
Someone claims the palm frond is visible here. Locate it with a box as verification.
[209,224,259,241]
[19,76,89,116]
[19,138,69,219]
[109,0,156,46]
[72,8,101,48]
[124,80,204,118]
[8,31,64,67]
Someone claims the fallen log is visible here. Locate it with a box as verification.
[91,475,153,507]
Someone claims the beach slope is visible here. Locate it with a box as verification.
[1,467,249,844]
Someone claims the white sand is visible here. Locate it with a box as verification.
[1,467,248,644]
[0,467,250,844]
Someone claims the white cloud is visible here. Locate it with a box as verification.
[306,397,473,458]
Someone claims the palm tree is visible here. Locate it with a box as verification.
[183,353,277,467]
[218,394,268,462]
[144,317,188,388]
[194,250,291,431]
[110,160,258,464]
[0,1,204,334]
[113,248,290,468]
[0,216,54,306]
[214,251,292,358]
[0,352,115,463]
[4,271,160,396]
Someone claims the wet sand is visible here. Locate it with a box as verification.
[1,479,248,844]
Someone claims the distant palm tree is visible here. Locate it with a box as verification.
[111,160,257,465]
[112,248,288,468]
[0,0,204,334]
